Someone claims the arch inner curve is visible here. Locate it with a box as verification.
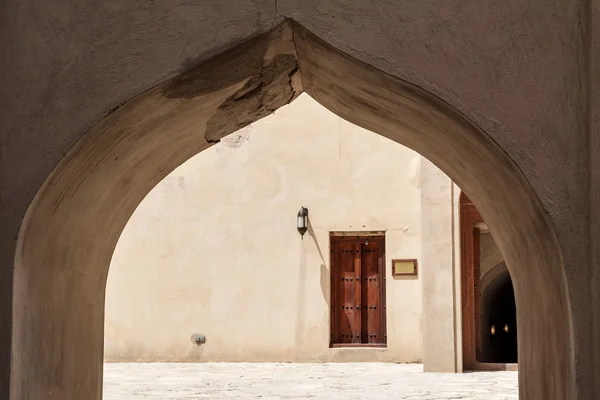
[12,20,573,400]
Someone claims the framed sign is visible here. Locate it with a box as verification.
[392,259,418,277]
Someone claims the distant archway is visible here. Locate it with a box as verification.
[480,264,518,363]
[12,21,573,400]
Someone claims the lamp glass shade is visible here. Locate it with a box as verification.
[297,215,305,228]
[297,207,308,236]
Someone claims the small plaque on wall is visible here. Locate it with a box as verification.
[392,259,418,276]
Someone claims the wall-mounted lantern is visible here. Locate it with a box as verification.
[297,207,308,237]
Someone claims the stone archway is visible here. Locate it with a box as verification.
[11,21,573,400]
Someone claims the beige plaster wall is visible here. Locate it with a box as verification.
[104,94,425,363]
[420,160,459,372]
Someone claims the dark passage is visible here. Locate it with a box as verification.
[480,269,518,363]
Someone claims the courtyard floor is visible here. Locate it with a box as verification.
[103,363,517,399]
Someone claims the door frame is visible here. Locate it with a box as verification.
[460,193,483,370]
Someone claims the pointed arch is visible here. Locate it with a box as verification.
[12,21,574,399]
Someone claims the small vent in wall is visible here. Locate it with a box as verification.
[191,334,206,345]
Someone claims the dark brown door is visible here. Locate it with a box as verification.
[331,235,386,347]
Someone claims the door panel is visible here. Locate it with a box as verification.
[334,242,361,343]
[362,241,384,343]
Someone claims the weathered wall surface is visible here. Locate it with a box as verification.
[592,0,600,395]
[105,94,424,363]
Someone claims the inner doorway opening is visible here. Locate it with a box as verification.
[480,264,517,363]
[460,193,518,370]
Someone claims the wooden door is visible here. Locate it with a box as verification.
[331,235,386,347]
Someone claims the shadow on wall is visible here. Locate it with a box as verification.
[307,217,330,306]
[295,237,307,353]
[295,216,331,353]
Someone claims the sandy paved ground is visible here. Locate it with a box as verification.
[103,363,518,399]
